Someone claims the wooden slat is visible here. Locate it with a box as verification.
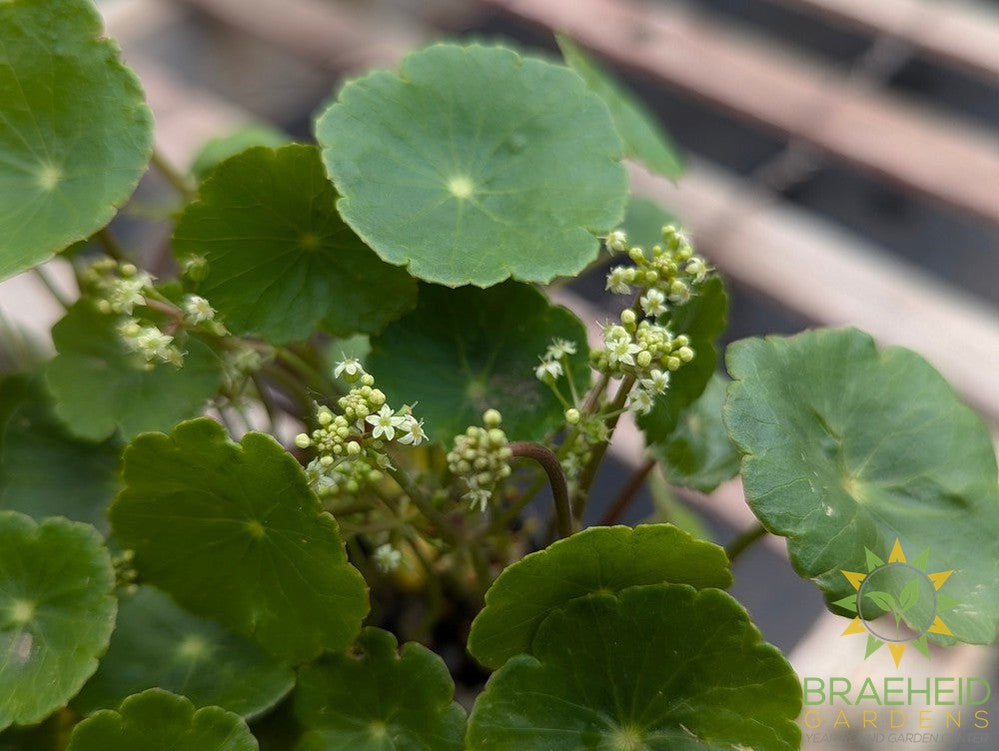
[773,0,999,83]
[483,0,999,227]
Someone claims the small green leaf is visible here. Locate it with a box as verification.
[67,689,257,751]
[0,512,116,730]
[898,577,920,614]
[0,0,153,280]
[45,302,222,442]
[620,197,676,249]
[173,145,416,344]
[863,591,897,613]
[0,377,119,531]
[190,125,290,180]
[367,282,589,443]
[315,43,628,286]
[109,418,368,664]
[654,372,740,493]
[467,524,731,669]
[638,276,728,444]
[557,35,683,179]
[295,627,466,751]
[725,328,999,643]
[467,584,801,751]
[74,586,294,720]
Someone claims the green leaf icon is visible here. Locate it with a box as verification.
[863,590,898,613]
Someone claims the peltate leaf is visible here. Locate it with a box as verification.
[0,512,116,730]
[638,276,728,444]
[725,328,999,643]
[467,584,801,751]
[0,376,119,531]
[74,586,294,720]
[295,627,466,751]
[654,373,740,493]
[67,689,257,751]
[367,281,589,443]
[315,43,628,286]
[467,524,731,669]
[557,35,683,179]
[45,302,222,442]
[0,0,153,280]
[109,418,368,664]
[173,144,417,344]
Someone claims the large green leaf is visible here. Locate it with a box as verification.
[315,43,628,287]
[0,0,153,280]
[0,377,119,532]
[467,524,731,669]
[189,125,290,180]
[557,35,683,180]
[173,145,416,344]
[74,586,294,720]
[0,512,116,730]
[654,373,740,493]
[638,276,728,444]
[467,584,801,751]
[725,328,999,643]
[367,281,589,443]
[295,627,465,751]
[45,302,222,442]
[67,689,257,751]
[109,418,368,664]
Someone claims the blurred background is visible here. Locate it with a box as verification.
[3,0,997,748]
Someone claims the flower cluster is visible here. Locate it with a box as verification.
[558,410,609,482]
[295,359,426,497]
[603,224,709,304]
[446,409,513,513]
[534,338,577,383]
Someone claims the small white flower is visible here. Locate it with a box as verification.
[373,544,402,573]
[396,415,427,446]
[639,369,670,394]
[108,275,150,314]
[366,404,406,440]
[668,280,690,305]
[604,329,642,368]
[629,388,655,415]
[333,356,364,380]
[465,488,492,513]
[535,359,564,381]
[605,229,628,253]
[605,266,634,295]
[545,338,577,360]
[640,288,667,318]
[134,326,173,358]
[182,294,215,325]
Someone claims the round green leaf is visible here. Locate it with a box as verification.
[467,584,801,751]
[173,145,416,344]
[0,0,153,280]
[190,125,290,180]
[725,328,999,643]
[295,627,466,751]
[109,418,368,664]
[68,689,257,751]
[557,35,683,180]
[0,512,116,730]
[74,586,295,720]
[468,524,732,669]
[654,373,740,493]
[45,302,223,442]
[315,43,628,287]
[0,377,119,531]
[368,281,589,443]
[638,276,728,444]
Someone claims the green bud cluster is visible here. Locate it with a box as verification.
[446,409,513,513]
[559,413,609,482]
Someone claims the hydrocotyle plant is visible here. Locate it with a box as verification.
[1,1,997,749]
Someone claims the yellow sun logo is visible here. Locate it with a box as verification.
[837,538,957,668]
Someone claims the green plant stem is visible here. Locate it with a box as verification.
[573,373,636,520]
[385,466,457,545]
[31,266,72,309]
[95,227,126,261]
[150,147,196,200]
[487,471,547,534]
[250,373,279,432]
[402,527,444,642]
[509,442,573,539]
[725,523,768,564]
[599,455,656,526]
[275,346,335,397]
